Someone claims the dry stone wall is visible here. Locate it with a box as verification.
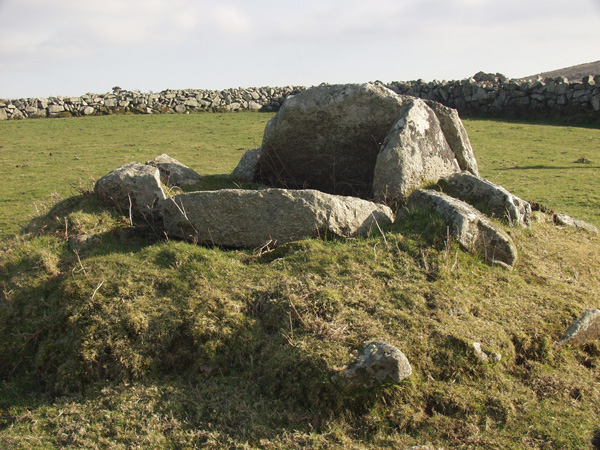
[388,73,600,121]
[0,86,304,120]
[1,73,600,121]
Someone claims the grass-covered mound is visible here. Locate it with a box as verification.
[1,187,599,449]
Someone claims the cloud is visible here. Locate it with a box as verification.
[1,0,599,97]
[212,5,252,34]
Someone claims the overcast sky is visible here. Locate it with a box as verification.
[1,0,599,98]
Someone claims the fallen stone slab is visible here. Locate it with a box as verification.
[373,97,461,205]
[437,172,531,226]
[256,82,408,198]
[553,213,599,235]
[146,153,202,187]
[95,162,166,220]
[406,189,518,269]
[162,188,393,248]
[231,147,261,182]
[425,100,479,176]
[338,340,412,389]
[559,309,600,346]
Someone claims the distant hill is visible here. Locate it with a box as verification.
[520,60,600,81]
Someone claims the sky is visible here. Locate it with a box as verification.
[0,0,599,99]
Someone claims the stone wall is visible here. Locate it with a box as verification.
[1,73,600,121]
[388,73,600,122]
[0,86,304,120]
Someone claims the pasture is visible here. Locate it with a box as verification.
[0,112,599,449]
[1,113,599,236]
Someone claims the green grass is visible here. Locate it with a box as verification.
[466,118,600,226]
[1,113,600,449]
[1,114,599,237]
[0,112,270,236]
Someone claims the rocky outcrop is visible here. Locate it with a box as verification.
[95,163,166,220]
[145,154,202,187]
[559,309,600,346]
[373,97,461,204]
[161,188,393,248]
[256,83,407,198]
[338,340,412,389]
[406,189,518,269]
[437,172,531,226]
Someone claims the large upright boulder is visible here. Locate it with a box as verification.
[95,163,166,219]
[256,83,407,198]
[406,189,518,269]
[162,188,393,248]
[373,98,461,205]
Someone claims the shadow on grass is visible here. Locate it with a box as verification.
[22,194,161,257]
[182,174,260,192]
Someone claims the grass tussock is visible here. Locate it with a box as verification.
[1,191,599,449]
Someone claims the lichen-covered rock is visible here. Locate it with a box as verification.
[231,148,261,182]
[425,100,479,176]
[256,83,407,198]
[145,154,202,187]
[559,309,600,346]
[373,98,461,205]
[406,189,518,268]
[95,163,165,219]
[339,340,412,389]
[554,213,599,234]
[437,172,531,226]
[162,188,393,248]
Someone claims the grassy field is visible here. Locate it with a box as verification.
[1,113,599,236]
[0,112,599,449]
[466,118,600,226]
[0,113,270,237]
